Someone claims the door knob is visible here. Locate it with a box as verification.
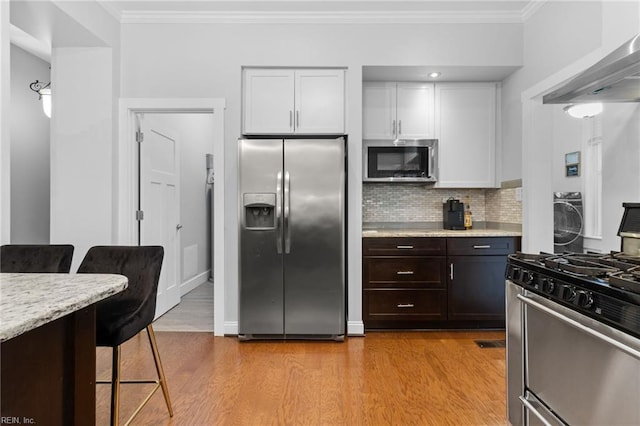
[176,224,183,230]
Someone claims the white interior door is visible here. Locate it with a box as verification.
[138,114,181,318]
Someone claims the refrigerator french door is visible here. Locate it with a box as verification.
[238,138,346,340]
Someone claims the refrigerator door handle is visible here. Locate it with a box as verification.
[284,171,291,254]
[276,171,283,254]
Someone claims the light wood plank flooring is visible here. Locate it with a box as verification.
[96,330,507,425]
[153,281,214,332]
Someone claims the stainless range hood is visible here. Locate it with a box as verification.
[543,33,640,104]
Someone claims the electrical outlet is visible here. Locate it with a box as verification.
[515,187,522,201]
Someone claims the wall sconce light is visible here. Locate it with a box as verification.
[29,80,51,118]
[563,103,603,119]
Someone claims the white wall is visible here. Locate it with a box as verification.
[598,104,640,252]
[501,1,603,183]
[119,22,523,331]
[10,45,50,243]
[505,0,640,253]
[551,105,583,194]
[8,0,120,267]
[1,1,11,245]
[50,47,113,269]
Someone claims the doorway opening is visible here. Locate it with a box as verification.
[118,99,226,336]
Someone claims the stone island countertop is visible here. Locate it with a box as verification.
[0,273,128,342]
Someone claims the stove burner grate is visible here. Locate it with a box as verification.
[543,256,618,278]
[610,268,640,294]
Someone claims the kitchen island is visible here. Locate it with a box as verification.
[0,273,128,425]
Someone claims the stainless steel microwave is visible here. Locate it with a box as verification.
[363,139,438,183]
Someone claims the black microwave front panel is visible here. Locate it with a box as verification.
[367,146,429,179]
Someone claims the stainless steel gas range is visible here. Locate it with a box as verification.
[506,251,640,425]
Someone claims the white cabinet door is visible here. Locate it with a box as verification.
[243,69,295,134]
[396,83,435,139]
[363,82,434,140]
[362,82,396,139]
[435,83,497,188]
[295,69,345,134]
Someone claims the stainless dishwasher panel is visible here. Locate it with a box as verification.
[523,292,640,425]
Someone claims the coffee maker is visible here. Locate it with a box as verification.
[443,198,465,230]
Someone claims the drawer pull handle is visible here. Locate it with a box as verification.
[396,245,414,249]
[397,303,415,308]
[473,245,491,249]
[396,271,414,275]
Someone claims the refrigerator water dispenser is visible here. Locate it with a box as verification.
[243,193,276,229]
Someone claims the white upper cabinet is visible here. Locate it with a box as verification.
[363,82,435,140]
[395,83,435,139]
[294,69,345,134]
[242,68,345,135]
[435,83,497,188]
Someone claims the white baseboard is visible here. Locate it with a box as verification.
[224,321,239,336]
[180,270,210,296]
[347,321,365,336]
[223,320,365,337]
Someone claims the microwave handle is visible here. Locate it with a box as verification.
[429,147,436,178]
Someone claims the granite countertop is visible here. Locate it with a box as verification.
[0,273,128,342]
[362,228,522,238]
[362,222,522,238]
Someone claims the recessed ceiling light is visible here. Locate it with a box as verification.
[428,72,441,79]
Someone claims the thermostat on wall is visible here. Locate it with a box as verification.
[565,151,580,177]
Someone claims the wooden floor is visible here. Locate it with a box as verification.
[96,330,507,425]
[153,280,214,332]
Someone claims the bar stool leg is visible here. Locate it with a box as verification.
[146,325,173,416]
[111,345,122,426]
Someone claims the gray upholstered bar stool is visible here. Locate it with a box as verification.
[77,245,173,426]
[0,244,74,273]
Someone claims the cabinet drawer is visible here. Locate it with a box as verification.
[446,237,518,256]
[363,237,446,256]
[364,257,445,288]
[364,289,447,320]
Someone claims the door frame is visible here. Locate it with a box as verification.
[118,98,226,336]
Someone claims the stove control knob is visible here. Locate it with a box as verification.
[522,271,534,285]
[509,266,521,281]
[541,278,555,294]
[576,290,594,309]
[559,285,576,302]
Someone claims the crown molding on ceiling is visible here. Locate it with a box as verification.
[118,10,526,25]
[97,0,123,22]
[521,0,547,22]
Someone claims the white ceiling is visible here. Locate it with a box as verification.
[98,0,543,24]
[363,65,521,82]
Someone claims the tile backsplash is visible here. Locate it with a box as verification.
[485,187,522,224]
[362,184,522,225]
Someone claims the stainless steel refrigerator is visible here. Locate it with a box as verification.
[238,137,346,340]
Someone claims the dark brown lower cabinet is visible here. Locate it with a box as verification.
[0,306,96,426]
[363,237,447,329]
[447,255,508,321]
[363,236,520,330]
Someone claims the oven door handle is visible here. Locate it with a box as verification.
[518,396,554,426]
[517,293,640,361]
